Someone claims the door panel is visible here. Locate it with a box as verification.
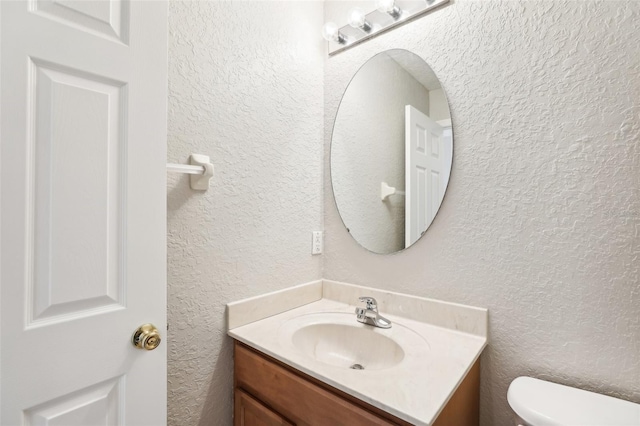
[24,377,124,425]
[30,0,130,43]
[1,1,167,424]
[30,59,126,326]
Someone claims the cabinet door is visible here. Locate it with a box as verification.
[235,389,294,426]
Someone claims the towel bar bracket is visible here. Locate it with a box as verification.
[166,153,214,191]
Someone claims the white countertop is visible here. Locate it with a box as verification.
[227,280,488,425]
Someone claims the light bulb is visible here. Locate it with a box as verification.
[348,8,371,32]
[321,22,346,44]
[376,0,395,12]
[376,0,402,18]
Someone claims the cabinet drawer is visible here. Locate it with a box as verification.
[234,342,402,426]
[235,388,294,426]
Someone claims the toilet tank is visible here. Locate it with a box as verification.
[507,377,640,426]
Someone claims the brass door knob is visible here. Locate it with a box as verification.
[132,323,161,350]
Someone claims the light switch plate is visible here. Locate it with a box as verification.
[312,231,323,255]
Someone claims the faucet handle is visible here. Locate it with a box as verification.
[358,296,378,311]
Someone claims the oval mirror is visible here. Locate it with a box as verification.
[330,49,453,254]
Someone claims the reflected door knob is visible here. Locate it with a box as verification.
[132,323,161,350]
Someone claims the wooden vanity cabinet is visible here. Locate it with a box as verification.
[233,341,480,426]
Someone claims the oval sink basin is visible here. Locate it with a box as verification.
[290,321,404,370]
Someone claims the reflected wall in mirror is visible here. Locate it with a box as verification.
[330,49,453,254]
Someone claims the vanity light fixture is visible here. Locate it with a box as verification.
[323,0,449,55]
[348,8,372,32]
[322,22,346,44]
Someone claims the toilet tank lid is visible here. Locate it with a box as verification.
[507,377,640,426]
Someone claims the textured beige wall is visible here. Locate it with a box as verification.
[324,1,640,425]
[167,1,639,425]
[167,2,324,424]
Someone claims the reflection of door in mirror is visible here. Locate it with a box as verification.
[330,49,453,254]
[405,105,452,247]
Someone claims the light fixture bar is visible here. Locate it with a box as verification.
[327,0,449,56]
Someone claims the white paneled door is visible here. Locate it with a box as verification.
[1,1,167,424]
[405,105,445,248]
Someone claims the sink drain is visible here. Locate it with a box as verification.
[350,363,365,370]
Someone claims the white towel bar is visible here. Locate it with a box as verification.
[167,153,214,191]
[166,163,205,175]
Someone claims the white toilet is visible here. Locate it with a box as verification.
[508,376,640,426]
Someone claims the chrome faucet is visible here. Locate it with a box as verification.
[355,296,392,329]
